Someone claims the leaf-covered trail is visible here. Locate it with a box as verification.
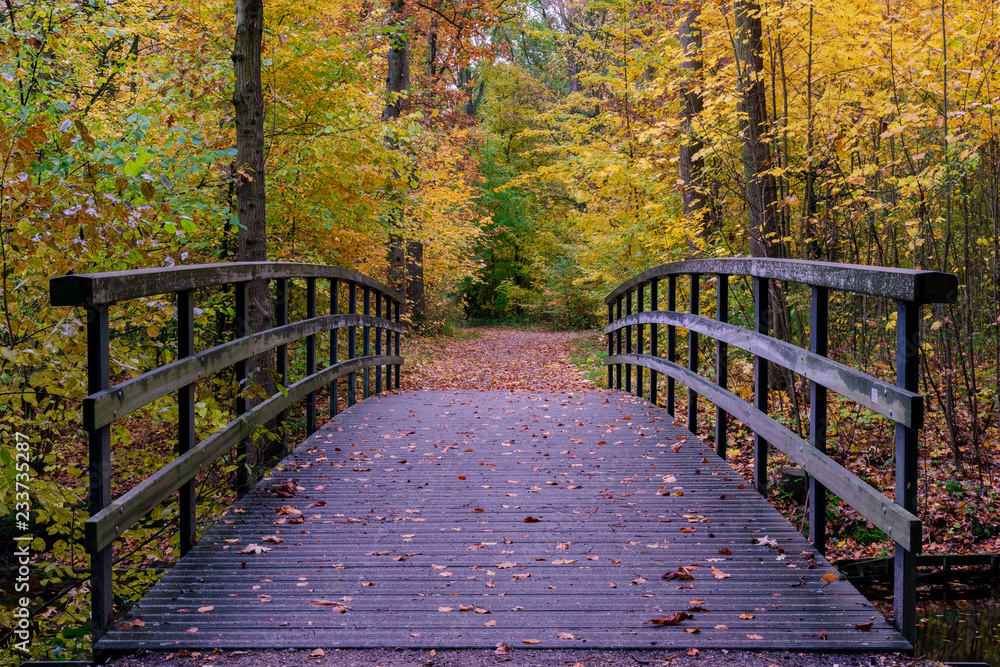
[401,327,593,392]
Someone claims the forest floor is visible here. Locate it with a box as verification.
[100,326,989,667]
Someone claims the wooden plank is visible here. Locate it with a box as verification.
[605,310,921,428]
[608,353,922,553]
[84,314,402,430]
[50,262,403,307]
[97,390,908,653]
[84,355,402,553]
[605,258,958,305]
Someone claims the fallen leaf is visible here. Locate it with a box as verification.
[740,613,756,620]
[522,638,542,644]
[197,606,214,613]
[237,543,271,554]
[410,632,422,637]
[747,634,764,639]
[684,628,701,634]
[819,630,828,639]
[186,627,198,633]
[855,622,873,632]
[459,604,474,612]
[309,649,324,659]
[484,620,497,627]
[495,643,512,655]
[687,648,700,656]
[523,516,541,523]
[645,611,692,626]
[557,632,574,639]
[714,624,728,629]
[497,561,517,569]
[631,577,646,585]
[822,573,840,582]
[438,606,453,612]
[662,567,695,581]
[475,608,491,614]
[711,566,731,579]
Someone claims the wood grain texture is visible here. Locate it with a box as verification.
[98,390,909,652]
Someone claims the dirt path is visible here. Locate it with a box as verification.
[400,328,594,393]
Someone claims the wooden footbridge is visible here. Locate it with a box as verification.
[49,258,957,659]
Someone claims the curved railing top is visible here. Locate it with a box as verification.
[50,261,403,308]
[605,258,959,305]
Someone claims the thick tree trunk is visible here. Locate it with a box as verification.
[233,0,276,481]
[383,0,424,323]
[678,2,706,225]
[735,0,789,387]
[734,0,779,260]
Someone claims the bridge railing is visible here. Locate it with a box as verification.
[50,262,404,643]
[604,257,957,644]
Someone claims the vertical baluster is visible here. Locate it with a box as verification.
[394,299,401,389]
[607,302,614,389]
[894,300,920,644]
[330,279,339,418]
[715,275,729,458]
[753,276,769,492]
[87,305,112,642]
[650,278,659,406]
[666,275,677,415]
[275,278,288,455]
[178,290,196,556]
[688,274,700,432]
[234,281,250,494]
[808,286,829,554]
[306,277,317,435]
[615,295,623,390]
[348,282,357,407]
[625,289,633,393]
[636,284,644,398]
[363,285,371,399]
[375,292,383,394]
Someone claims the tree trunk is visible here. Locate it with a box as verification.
[383,0,410,121]
[734,0,779,260]
[735,0,789,387]
[678,2,707,239]
[233,0,276,481]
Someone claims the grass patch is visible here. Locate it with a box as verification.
[568,330,607,386]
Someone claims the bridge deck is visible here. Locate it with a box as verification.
[99,390,908,652]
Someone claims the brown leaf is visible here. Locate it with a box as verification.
[484,620,497,627]
[662,566,695,581]
[495,643,511,655]
[523,516,541,523]
[196,606,214,613]
[711,566,731,579]
[684,628,701,634]
[740,613,756,619]
[438,606,453,612]
[645,611,692,626]
[747,634,764,639]
[822,573,840,582]
[557,632,574,639]
[459,604,474,612]
[309,649,325,659]
[687,648,700,656]
[855,622,873,632]
[522,638,542,644]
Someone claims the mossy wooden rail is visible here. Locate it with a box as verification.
[49,262,404,645]
[603,258,958,644]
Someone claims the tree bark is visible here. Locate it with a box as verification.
[678,2,707,234]
[383,0,410,121]
[734,0,779,260]
[233,0,276,479]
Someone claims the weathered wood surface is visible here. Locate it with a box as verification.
[84,314,403,430]
[85,355,402,553]
[607,353,921,554]
[50,262,403,307]
[98,390,908,652]
[605,310,921,428]
[605,258,958,305]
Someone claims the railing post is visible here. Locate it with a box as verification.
[87,305,113,643]
[614,295,623,390]
[330,279,339,418]
[363,285,371,399]
[808,286,829,555]
[894,299,920,644]
[177,290,196,556]
[275,278,288,455]
[625,289,633,393]
[753,276,769,492]
[348,282,357,407]
[715,275,728,458]
[666,275,677,416]
[650,278,658,406]
[607,302,614,389]
[636,283,644,398]
[306,277,317,435]
[234,281,250,494]
[688,274,700,432]
[375,292,384,395]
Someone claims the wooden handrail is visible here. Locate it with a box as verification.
[49,261,405,645]
[604,258,958,645]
